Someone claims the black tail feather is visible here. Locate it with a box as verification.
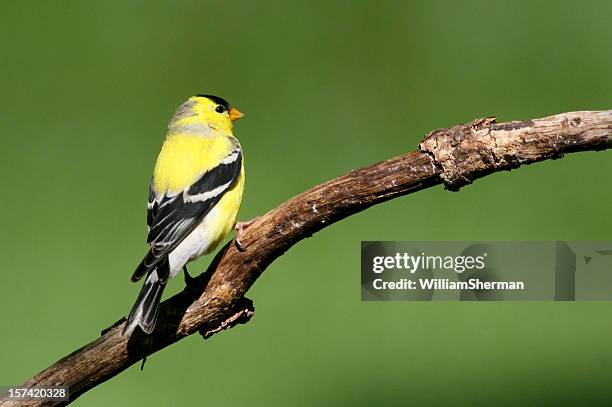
[123,266,167,335]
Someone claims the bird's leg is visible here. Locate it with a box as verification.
[234,217,260,250]
[183,265,195,287]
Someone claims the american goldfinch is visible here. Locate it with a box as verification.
[124,94,248,335]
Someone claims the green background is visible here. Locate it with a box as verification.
[1,1,611,405]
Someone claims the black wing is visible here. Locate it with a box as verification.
[131,146,242,282]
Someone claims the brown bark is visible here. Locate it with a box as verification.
[2,110,611,406]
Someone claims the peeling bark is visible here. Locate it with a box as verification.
[420,111,611,190]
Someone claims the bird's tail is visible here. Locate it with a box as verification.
[123,268,167,335]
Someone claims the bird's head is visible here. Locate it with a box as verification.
[169,94,244,135]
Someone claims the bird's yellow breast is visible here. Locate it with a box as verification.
[153,134,235,193]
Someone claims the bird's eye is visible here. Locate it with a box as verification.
[215,105,225,113]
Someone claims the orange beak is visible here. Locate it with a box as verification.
[229,107,244,122]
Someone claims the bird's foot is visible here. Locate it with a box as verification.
[234,217,259,251]
[183,266,197,288]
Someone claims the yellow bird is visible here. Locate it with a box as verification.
[124,95,250,335]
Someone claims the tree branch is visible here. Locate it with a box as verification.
[3,110,611,406]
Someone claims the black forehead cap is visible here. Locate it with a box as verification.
[197,94,230,109]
